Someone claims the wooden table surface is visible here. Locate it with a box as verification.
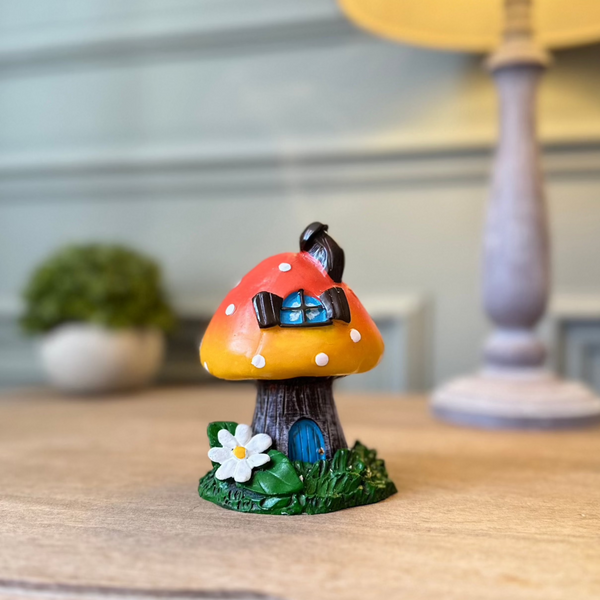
[1,385,599,600]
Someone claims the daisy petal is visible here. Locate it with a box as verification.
[234,460,252,483]
[208,447,231,464]
[247,453,270,468]
[235,424,252,447]
[215,458,237,480]
[217,429,237,450]
[246,433,272,454]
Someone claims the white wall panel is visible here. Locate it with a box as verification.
[1,0,599,390]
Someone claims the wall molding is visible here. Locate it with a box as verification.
[0,3,356,69]
[1,140,599,202]
[546,294,600,392]
[336,293,428,393]
[0,293,428,393]
[0,297,44,388]
[10,291,600,393]
[177,292,428,392]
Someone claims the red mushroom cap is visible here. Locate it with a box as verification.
[200,229,384,380]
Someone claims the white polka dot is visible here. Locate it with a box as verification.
[315,353,329,367]
[278,263,291,272]
[225,304,236,316]
[203,362,209,372]
[350,329,362,343]
[252,354,266,369]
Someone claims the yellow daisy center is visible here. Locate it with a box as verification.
[233,446,246,459]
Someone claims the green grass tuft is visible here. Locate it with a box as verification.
[198,441,397,515]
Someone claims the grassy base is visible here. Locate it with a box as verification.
[198,442,397,515]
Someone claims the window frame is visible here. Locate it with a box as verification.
[279,289,331,328]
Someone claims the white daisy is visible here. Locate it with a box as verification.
[208,424,272,483]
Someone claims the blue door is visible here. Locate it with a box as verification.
[288,419,326,463]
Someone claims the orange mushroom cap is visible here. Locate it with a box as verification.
[200,227,384,380]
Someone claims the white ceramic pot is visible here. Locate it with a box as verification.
[39,324,165,394]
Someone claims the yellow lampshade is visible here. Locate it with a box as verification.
[338,0,600,52]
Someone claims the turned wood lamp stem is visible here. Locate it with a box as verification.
[483,0,550,372]
[432,0,600,428]
[340,0,600,426]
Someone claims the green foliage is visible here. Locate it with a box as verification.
[198,441,397,516]
[20,244,175,334]
[292,443,396,513]
[206,422,303,495]
[239,450,304,496]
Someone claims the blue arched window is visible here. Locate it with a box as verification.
[280,290,329,326]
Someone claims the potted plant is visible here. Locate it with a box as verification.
[21,244,175,394]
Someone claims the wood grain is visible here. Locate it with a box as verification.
[1,385,599,600]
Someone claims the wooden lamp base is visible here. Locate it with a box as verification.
[432,369,600,429]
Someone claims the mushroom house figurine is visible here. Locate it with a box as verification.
[198,223,397,515]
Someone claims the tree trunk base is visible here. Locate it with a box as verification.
[252,377,347,460]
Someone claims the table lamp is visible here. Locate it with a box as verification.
[338,0,600,428]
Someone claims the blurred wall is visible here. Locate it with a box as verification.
[1,0,600,390]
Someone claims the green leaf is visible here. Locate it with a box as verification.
[240,449,304,496]
[332,448,349,472]
[259,496,290,510]
[207,421,237,448]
